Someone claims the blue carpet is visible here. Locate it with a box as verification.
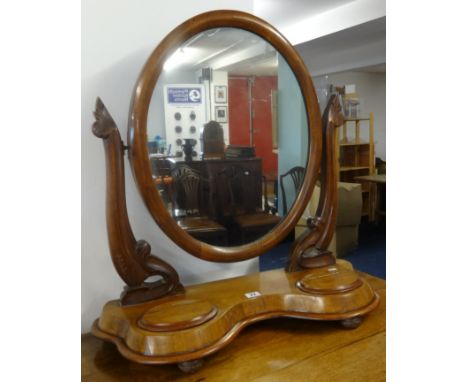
[259,241,292,271]
[343,220,386,279]
[259,220,386,279]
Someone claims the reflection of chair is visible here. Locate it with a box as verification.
[222,165,280,244]
[171,164,199,180]
[170,170,227,245]
[279,166,305,216]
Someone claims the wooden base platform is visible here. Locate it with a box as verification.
[83,271,385,381]
[92,260,379,368]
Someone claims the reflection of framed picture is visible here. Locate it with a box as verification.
[214,85,227,103]
[215,106,228,123]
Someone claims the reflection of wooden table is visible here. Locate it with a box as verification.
[152,175,173,185]
[152,176,173,206]
[355,174,386,223]
[170,157,264,218]
[82,272,386,381]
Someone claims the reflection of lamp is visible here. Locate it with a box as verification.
[182,138,196,161]
[164,31,206,71]
[163,47,197,71]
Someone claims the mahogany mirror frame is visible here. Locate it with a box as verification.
[128,10,322,262]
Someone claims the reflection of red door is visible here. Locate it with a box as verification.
[228,76,277,177]
[228,78,250,146]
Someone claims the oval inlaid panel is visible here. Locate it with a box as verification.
[297,266,363,294]
[138,299,217,332]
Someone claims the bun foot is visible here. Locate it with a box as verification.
[178,359,204,373]
[341,316,363,329]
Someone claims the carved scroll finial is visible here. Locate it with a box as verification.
[287,94,344,272]
[92,98,184,305]
[92,97,118,138]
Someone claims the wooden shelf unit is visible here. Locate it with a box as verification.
[335,113,375,216]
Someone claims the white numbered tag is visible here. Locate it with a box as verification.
[244,291,261,299]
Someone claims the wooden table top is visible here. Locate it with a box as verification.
[355,174,386,184]
[82,272,386,381]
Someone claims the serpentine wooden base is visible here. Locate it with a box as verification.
[92,260,379,368]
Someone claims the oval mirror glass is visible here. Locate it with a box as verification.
[146,27,309,247]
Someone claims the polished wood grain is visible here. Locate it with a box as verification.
[138,299,218,332]
[92,98,184,305]
[83,272,385,381]
[90,10,380,372]
[128,10,323,263]
[92,260,379,366]
[288,94,344,271]
[296,266,363,294]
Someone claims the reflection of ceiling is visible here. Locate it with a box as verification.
[223,53,277,76]
[165,28,278,76]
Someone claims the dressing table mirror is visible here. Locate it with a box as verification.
[91,10,379,373]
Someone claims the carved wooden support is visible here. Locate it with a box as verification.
[287,94,344,272]
[92,98,184,305]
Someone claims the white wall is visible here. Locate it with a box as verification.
[313,71,386,160]
[148,69,199,141]
[210,70,230,144]
[82,0,255,333]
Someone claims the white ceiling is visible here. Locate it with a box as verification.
[254,0,386,75]
[254,0,355,30]
[354,63,386,73]
[295,16,386,76]
[295,16,386,55]
[164,1,386,77]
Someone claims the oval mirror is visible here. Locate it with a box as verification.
[129,11,322,262]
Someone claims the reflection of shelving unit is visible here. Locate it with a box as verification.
[335,113,375,216]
